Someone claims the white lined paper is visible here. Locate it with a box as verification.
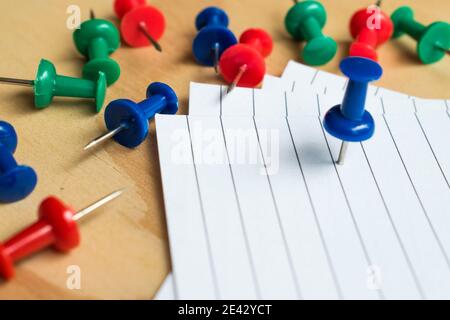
[157,64,450,299]
[156,115,217,299]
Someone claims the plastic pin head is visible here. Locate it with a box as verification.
[220,28,273,89]
[285,0,337,66]
[0,121,37,203]
[85,82,178,150]
[73,19,121,85]
[114,0,166,49]
[391,6,450,64]
[323,57,382,164]
[193,7,238,67]
[0,189,124,280]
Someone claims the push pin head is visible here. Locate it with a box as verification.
[85,82,178,150]
[391,6,450,64]
[285,0,337,66]
[114,0,165,49]
[219,28,273,90]
[114,0,146,19]
[349,8,393,61]
[323,57,382,164]
[73,18,121,85]
[0,121,37,203]
[0,59,106,113]
[193,7,238,67]
[0,189,123,280]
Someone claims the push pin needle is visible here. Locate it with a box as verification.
[0,77,34,87]
[212,42,220,74]
[336,141,349,165]
[227,64,247,94]
[375,0,382,7]
[90,9,96,20]
[138,22,163,52]
[73,188,124,222]
[84,123,127,150]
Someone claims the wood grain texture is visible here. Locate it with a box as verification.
[0,0,448,299]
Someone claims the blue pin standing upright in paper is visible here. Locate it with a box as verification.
[323,57,383,165]
[192,7,238,73]
[0,121,37,203]
[84,82,178,150]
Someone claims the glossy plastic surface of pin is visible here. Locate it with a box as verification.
[285,0,337,66]
[391,6,450,64]
[219,28,273,88]
[114,0,165,48]
[34,59,106,112]
[0,197,79,280]
[0,121,37,203]
[193,7,238,66]
[349,7,393,61]
[73,18,121,85]
[104,82,178,148]
[323,57,382,142]
[114,0,146,19]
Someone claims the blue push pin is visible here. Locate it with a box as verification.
[84,82,178,150]
[0,121,37,203]
[323,57,383,165]
[193,7,238,73]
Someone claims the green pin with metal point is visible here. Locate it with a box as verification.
[391,6,450,64]
[73,11,121,86]
[285,0,337,66]
[0,59,106,113]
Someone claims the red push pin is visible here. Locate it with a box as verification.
[219,28,273,93]
[349,1,393,61]
[113,0,165,51]
[0,189,124,281]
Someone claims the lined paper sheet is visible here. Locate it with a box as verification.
[270,60,411,100]
[157,82,450,299]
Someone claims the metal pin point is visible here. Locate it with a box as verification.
[375,0,382,7]
[84,123,127,151]
[0,77,34,87]
[213,42,220,74]
[72,189,125,222]
[435,43,450,55]
[336,141,349,165]
[138,22,163,52]
[90,9,96,20]
[226,64,248,94]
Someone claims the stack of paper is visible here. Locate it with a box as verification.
[155,61,450,300]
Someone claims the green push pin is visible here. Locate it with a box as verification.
[0,59,106,113]
[391,6,450,64]
[285,0,337,66]
[73,10,121,86]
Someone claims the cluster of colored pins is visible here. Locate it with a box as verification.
[0,189,123,280]
[114,0,165,51]
[0,121,37,203]
[192,7,273,93]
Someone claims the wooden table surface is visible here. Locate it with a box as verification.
[0,0,448,299]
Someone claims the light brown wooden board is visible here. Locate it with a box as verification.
[0,0,448,299]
